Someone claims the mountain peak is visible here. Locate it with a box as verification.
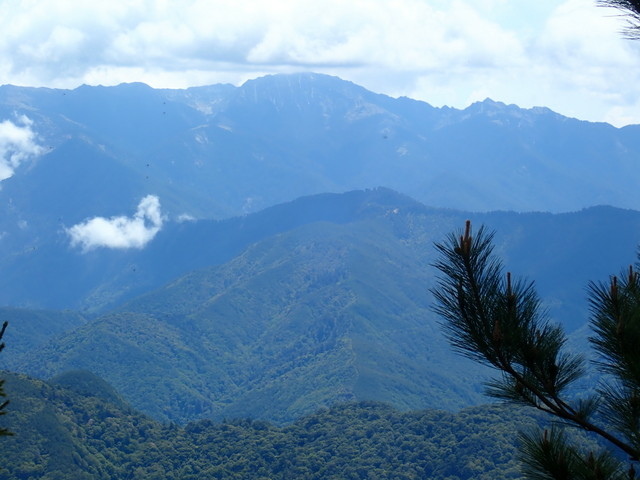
[465,98,513,115]
[241,72,360,90]
[232,72,378,111]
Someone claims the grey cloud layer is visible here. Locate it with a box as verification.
[4,1,525,72]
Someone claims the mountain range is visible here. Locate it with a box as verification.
[0,73,639,466]
[1,72,640,310]
[2,73,639,223]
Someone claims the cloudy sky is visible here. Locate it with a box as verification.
[2,0,639,126]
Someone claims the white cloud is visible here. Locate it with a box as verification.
[396,0,640,127]
[177,213,196,223]
[0,0,639,126]
[0,115,44,181]
[67,195,164,251]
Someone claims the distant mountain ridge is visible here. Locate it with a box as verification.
[1,72,638,220]
[0,73,639,310]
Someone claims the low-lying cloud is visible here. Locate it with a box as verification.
[67,195,164,251]
[0,116,44,181]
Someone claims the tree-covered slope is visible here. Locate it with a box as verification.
[2,371,553,480]
[0,307,86,364]
[13,214,487,424]
[10,190,640,425]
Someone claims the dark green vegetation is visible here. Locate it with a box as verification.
[2,371,557,479]
[0,308,86,359]
[5,189,640,425]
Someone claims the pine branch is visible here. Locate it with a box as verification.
[597,0,640,39]
[432,222,640,463]
[520,426,631,480]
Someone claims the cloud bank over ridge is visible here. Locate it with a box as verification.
[0,0,638,126]
[67,195,164,251]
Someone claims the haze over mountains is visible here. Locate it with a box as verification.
[1,72,639,308]
[2,71,640,222]
[1,72,639,430]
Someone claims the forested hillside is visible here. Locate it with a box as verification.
[2,371,563,480]
[0,73,638,478]
[4,189,640,425]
